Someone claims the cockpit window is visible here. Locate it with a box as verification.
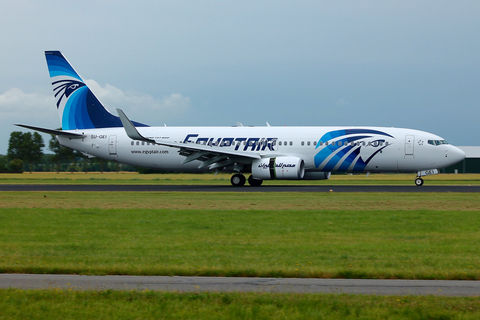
[428,140,449,146]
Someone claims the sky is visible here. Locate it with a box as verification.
[1,0,479,154]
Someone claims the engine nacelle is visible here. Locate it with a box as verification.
[303,172,331,180]
[252,157,305,180]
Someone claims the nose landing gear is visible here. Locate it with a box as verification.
[414,169,438,186]
[415,177,424,186]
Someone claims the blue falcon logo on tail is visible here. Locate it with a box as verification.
[52,80,86,109]
[45,51,148,130]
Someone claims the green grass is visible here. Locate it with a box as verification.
[0,172,479,185]
[1,289,480,320]
[2,191,480,318]
[1,192,479,279]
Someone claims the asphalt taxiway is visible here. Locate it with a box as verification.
[0,184,479,192]
[1,274,479,296]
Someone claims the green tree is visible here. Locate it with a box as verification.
[8,159,24,173]
[7,131,45,173]
[0,155,9,172]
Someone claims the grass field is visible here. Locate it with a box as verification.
[2,175,480,318]
[1,191,479,280]
[0,172,479,185]
[1,289,480,319]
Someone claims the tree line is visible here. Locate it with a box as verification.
[1,131,139,173]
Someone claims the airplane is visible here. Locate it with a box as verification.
[16,51,465,187]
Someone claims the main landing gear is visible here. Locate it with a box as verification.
[230,174,246,187]
[415,177,424,186]
[248,175,263,187]
[230,174,263,187]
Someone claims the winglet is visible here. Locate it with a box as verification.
[116,109,155,143]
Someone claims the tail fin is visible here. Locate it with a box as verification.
[45,51,148,130]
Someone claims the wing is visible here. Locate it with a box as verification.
[117,109,260,171]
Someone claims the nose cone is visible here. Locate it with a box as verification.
[450,146,466,165]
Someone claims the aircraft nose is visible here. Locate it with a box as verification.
[450,146,466,164]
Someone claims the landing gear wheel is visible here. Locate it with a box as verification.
[248,175,263,187]
[231,174,246,187]
[415,177,424,186]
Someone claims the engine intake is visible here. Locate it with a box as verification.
[252,157,305,180]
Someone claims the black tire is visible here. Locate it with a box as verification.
[231,174,246,187]
[248,175,263,187]
[415,177,424,186]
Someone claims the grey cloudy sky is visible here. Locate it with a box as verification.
[1,0,479,154]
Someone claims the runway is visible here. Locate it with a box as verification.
[1,274,478,296]
[0,184,479,192]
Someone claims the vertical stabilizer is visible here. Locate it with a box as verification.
[45,51,147,130]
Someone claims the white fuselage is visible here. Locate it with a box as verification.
[58,125,465,174]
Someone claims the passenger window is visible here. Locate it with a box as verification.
[314,141,317,146]
[284,141,287,146]
[279,141,282,146]
[301,141,305,146]
[136,141,139,146]
[131,141,134,146]
[307,141,311,146]
[290,141,293,146]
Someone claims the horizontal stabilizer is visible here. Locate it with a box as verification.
[15,124,85,139]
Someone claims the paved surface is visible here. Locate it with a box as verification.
[0,274,479,296]
[0,184,479,192]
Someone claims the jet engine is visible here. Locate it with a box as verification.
[252,157,305,180]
